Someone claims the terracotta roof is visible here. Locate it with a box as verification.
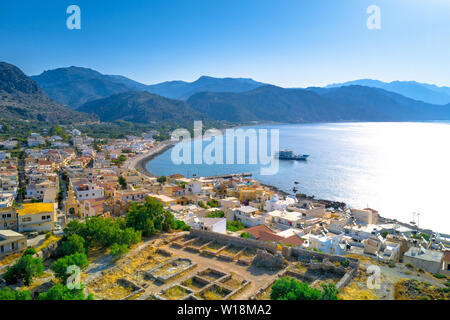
[244,225,274,239]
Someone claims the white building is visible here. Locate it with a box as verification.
[264,194,297,212]
[73,183,104,201]
[226,205,266,227]
[27,133,45,147]
[188,217,226,234]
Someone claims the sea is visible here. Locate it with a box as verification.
[147,122,450,234]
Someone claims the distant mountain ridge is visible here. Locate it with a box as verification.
[77,91,206,125]
[188,84,450,123]
[32,66,266,108]
[0,62,96,123]
[326,79,450,105]
[77,83,450,125]
[146,76,266,100]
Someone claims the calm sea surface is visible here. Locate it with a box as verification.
[147,122,450,233]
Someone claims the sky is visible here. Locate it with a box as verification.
[1,0,450,87]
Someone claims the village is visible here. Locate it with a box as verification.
[0,127,449,300]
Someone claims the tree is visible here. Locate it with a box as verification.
[59,234,86,257]
[22,247,37,257]
[110,243,129,260]
[197,201,208,209]
[157,176,167,184]
[38,284,93,300]
[174,220,191,231]
[49,125,69,141]
[207,199,218,208]
[206,210,224,218]
[270,277,322,300]
[51,252,89,282]
[226,220,245,232]
[321,283,339,300]
[118,176,127,189]
[241,232,251,239]
[126,197,175,236]
[4,254,44,286]
[0,287,32,300]
[64,216,140,250]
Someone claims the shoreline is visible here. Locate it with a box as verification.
[127,141,175,177]
[132,134,449,238]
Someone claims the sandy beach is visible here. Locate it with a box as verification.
[125,140,174,177]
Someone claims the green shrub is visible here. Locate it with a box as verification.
[226,221,245,232]
[4,254,44,286]
[340,259,350,267]
[22,247,37,257]
[38,284,94,300]
[206,210,224,218]
[110,243,129,260]
[240,232,251,239]
[270,277,322,300]
[0,287,32,300]
[51,252,89,282]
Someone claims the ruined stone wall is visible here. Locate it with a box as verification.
[189,229,277,253]
[285,246,359,269]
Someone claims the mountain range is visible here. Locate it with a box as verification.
[31,67,266,108]
[1,62,450,129]
[0,62,96,123]
[327,79,450,105]
[77,91,206,125]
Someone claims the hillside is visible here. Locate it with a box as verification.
[32,67,267,107]
[31,66,132,108]
[326,79,450,105]
[310,85,450,121]
[187,85,450,123]
[0,62,96,123]
[77,91,207,125]
[187,85,347,122]
[146,76,266,100]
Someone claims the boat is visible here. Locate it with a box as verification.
[277,150,310,161]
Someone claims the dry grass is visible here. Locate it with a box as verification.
[221,245,242,256]
[394,279,449,300]
[222,274,244,289]
[35,234,61,252]
[344,254,376,265]
[201,286,228,300]
[162,286,190,300]
[338,282,380,300]
[88,272,133,300]
[0,252,22,266]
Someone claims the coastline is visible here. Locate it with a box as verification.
[126,140,175,177]
[132,134,449,238]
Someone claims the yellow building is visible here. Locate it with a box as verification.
[17,203,57,232]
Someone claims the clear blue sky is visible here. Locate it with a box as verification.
[1,0,449,87]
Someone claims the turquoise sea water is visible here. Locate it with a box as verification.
[147,122,450,233]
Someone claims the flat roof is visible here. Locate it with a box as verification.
[404,247,444,263]
[0,229,24,238]
[17,203,54,216]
